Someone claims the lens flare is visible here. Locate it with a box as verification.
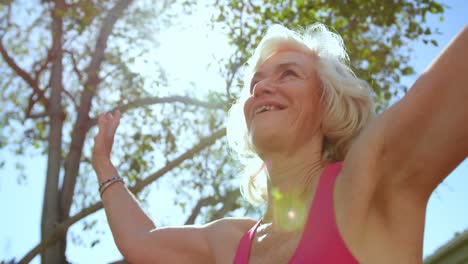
[287,209,297,220]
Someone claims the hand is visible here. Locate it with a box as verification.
[92,110,121,170]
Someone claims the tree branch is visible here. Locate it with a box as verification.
[59,0,134,225]
[130,128,226,194]
[0,37,48,107]
[209,189,241,221]
[27,112,49,119]
[84,0,133,92]
[87,95,226,127]
[184,188,240,225]
[41,0,67,262]
[184,196,218,225]
[62,86,79,111]
[25,91,39,119]
[20,128,226,263]
[64,49,83,83]
[117,95,225,112]
[224,58,244,102]
[32,46,52,79]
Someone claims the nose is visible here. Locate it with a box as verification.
[252,79,275,97]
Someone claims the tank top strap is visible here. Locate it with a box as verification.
[233,220,262,264]
[290,161,359,263]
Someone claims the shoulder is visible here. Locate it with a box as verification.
[205,217,258,235]
[204,217,258,261]
[204,217,258,245]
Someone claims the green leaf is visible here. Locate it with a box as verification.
[90,240,100,248]
[401,67,415,75]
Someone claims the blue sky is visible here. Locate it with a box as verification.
[0,1,467,263]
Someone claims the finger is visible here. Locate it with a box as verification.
[98,113,115,137]
[105,112,113,121]
[97,113,107,128]
[113,110,121,128]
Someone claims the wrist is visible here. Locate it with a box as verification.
[92,154,112,164]
[99,176,124,197]
[93,158,116,181]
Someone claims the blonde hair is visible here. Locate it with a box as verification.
[226,23,374,205]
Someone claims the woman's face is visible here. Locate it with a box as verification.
[243,49,323,157]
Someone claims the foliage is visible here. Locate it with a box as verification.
[213,0,445,112]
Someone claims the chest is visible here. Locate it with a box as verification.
[231,164,428,264]
[249,231,302,264]
[244,211,424,264]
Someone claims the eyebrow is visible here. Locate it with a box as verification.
[250,62,304,90]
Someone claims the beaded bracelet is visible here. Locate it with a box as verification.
[99,176,124,196]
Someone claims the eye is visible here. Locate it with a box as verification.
[280,69,298,78]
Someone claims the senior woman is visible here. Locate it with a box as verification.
[92,23,468,263]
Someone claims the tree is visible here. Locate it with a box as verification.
[1,0,243,263]
[0,0,444,263]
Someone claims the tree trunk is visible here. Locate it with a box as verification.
[41,1,66,263]
[60,0,134,222]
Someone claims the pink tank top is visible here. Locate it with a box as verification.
[233,162,359,263]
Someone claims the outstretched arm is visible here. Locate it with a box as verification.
[344,25,468,210]
[370,25,468,199]
[92,111,213,263]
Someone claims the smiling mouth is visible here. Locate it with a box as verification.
[254,105,283,116]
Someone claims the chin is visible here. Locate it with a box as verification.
[250,128,285,154]
[248,113,290,149]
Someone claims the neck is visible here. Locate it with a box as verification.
[262,140,327,232]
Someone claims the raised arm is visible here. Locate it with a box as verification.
[92,111,214,263]
[362,26,468,200]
